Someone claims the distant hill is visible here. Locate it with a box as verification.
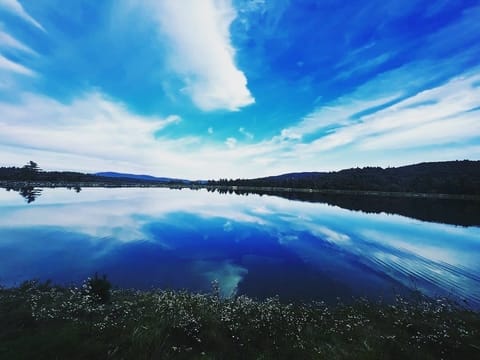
[210,160,480,195]
[95,172,190,184]
[261,172,327,181]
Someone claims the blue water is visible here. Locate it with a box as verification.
[1,187,479,307]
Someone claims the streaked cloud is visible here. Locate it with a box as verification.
[0,30,35,53]
[0,0,45,31]
[307,72,480,152]
[0,54,34,75]
[239,127,254,140]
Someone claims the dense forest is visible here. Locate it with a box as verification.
[0,161,177,185]
[209,160,480,195]
[0,161,99,182]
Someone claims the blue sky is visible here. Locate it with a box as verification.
[0,0,479,178]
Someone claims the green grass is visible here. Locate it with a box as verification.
[1,279,479,359]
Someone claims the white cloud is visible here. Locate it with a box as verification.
[282,94,398,141]
[0,0,45,31]
[308,225,351,245]
[259,65,480,167]
[0,90,275,179]
[307,73,480,152]
[225,137,237,149]
[239,127,253,140]
[0,54,34,75]
[0,30,35,53]
[335,52,393,80]
[144,0,254,111]
[0,91,189,174]
[275,62,443,143]
[360,110,480,150]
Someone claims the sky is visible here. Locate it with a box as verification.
[0,0,479,179]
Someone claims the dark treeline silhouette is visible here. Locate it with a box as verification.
[209,160,480,196]
[0,161,100,182]
[206,187,480,227]
[0,161,187,185]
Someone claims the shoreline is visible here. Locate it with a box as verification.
[1,180,479,201]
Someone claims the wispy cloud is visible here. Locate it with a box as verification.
[275,59,453,143]
[280,94,399,142]
[0,0,45,31]
[239,127,254,140]
[0,30,35,53]
[308,72,480,152]
[0,54,34,75]
[141,0,254,111]
[335,52,393,80]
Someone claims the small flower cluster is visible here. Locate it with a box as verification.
[23,279,135,331]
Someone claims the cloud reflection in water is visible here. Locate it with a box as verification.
[0,187,479,306]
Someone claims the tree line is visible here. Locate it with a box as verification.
[208,160,480,195]
[0,161,160,184]
[2,160,479,195]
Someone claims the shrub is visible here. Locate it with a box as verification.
[87,273,111,303]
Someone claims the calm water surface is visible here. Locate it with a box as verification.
[1,188,479,307]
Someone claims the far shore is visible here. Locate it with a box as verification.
[2,180,479,201]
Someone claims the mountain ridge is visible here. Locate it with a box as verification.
[95,172,191,183]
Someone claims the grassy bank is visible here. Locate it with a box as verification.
[1,279,479,359]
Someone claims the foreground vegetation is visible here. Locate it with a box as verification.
[1,279,479,359]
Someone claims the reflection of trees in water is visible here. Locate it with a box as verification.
[3,185,82,203]
[66,186,82,193]
[11,186,43,203]
[208,187,480,227]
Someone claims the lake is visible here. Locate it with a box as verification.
[1,187,479,308]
